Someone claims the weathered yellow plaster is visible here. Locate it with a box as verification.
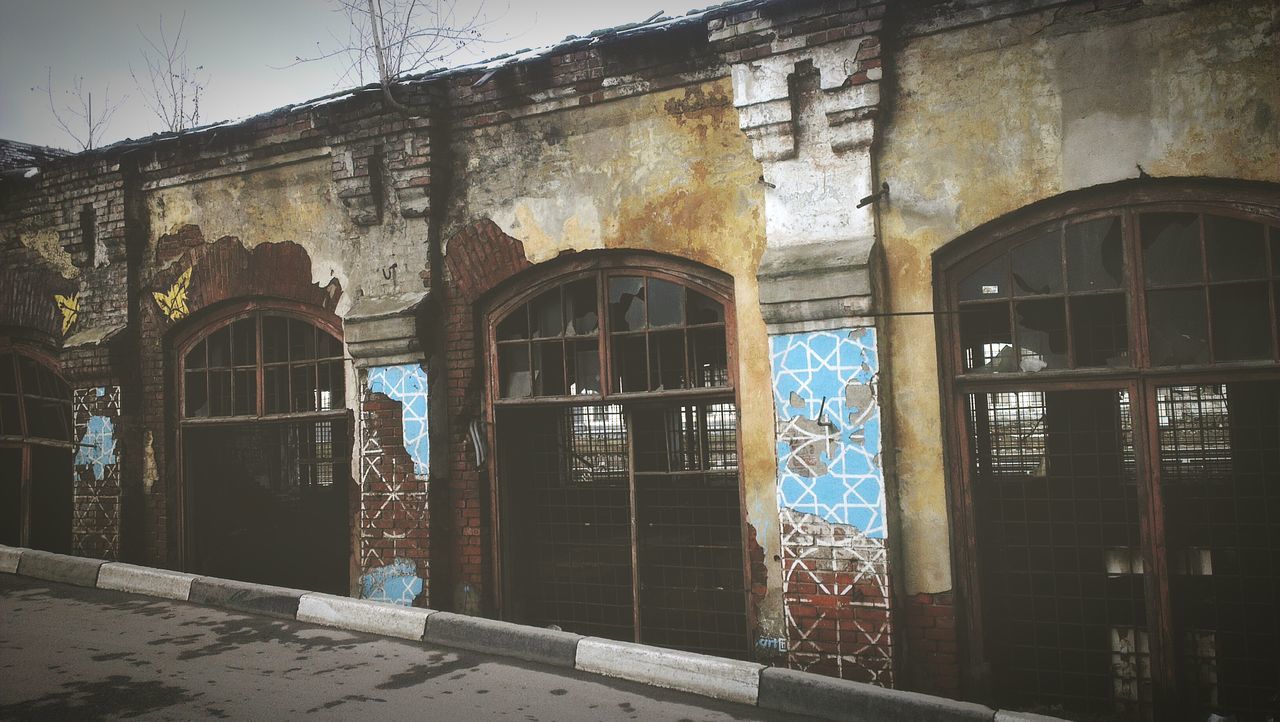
[451,78,781,633]
[879,0,1280,594]
[20,227,77,279]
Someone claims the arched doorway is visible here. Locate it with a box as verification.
[485,254,751,658]
[0,347,73,553]
[176,304,351,594]
[935,183,1280,720]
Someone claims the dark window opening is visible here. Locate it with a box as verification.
[178,311,350,594]
[0,351,73,552]
[944,200,1280,720]
[491,265,747,659]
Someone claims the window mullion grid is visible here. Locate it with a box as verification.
[598,270,613,399]
[1268,225,1279,362]
[1198,213,1217,364]
[255,314,266,417]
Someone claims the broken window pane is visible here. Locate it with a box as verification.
[567,339,600,396]
[531,288,563,339]
[533,341,566,396]
[1015,299,1067,371]
[1011,228,1063,296]
[1209,283,1272,361]
[961,303,1014,373]
[960,255,1009,301]
[1141,213,1202,287]
[1070,294,1129,368]
[647,278,685,327]
[317,361,343,411]
[1067,217,1124,291]
[687,289,724,325]
[498,345,531,398]
[1205,216,1266,282]
[689,327,728,387]
[649,330,686,390]
[611,335,647,393]
[1147,288,1209,365]
[609,277,646,332]
[564,278,598,335]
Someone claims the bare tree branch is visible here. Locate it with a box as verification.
[284,0,504,114]
[130,12,209,133]
[35,68,126,151]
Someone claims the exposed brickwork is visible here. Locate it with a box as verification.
[902,590,960,699]
[780,507,894,685]
[359,388,430,604]
[438,219,532,611]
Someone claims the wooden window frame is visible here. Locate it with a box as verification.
[480,252,753,652]
[170,299,350,572]
[0,341,73,550]
[933,180,1280,717]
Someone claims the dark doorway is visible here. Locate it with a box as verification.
[185,419,349,594]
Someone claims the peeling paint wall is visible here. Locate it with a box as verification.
[878,0,1280,595]
[147,156,428,317]
[359,365,431,606]
[771,327,891,681]
[448,77,782,633]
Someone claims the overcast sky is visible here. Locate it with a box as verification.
[0,0,714,150]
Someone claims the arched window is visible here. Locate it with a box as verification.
[0,348,73,553]
[487,256,748,658]
[936,188,1280,720]
[176,307,350,594]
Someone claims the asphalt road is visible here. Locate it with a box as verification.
[0,574,812,721]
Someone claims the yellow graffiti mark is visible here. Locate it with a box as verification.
[53,293,79,335]
[152,267,192,321]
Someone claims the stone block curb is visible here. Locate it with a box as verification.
[0,548,1068,721]
[423,611,583,668]
[16,549,106,587]
[189,576,303,619]
[758,667,997,722]
[576,637,764,706]
[0,545,21,574]
[97,563,197,601]
[298,592,434,641]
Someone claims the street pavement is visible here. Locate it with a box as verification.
[0,574,813,721]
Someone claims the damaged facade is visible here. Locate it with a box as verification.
[1,0,1277,719]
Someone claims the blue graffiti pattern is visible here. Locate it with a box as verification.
[75,389,117,482]
[359,558,423,606]
[770,327,885,537]
[366,365,430,476]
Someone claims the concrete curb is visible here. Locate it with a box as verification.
[16,549,106,587]
[0,545,21,574]
[423,611,582,668]
[0,546,1070,722]
[189,576,303,619]
[576,637,764,706]
[298,592,434,641]
[759,667,995,722]
[98,562,197,601]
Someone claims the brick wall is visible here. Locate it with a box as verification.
[903,590,960,698]
[438,219,532,612]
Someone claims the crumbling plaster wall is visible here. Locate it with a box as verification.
[445,76,783,632]
[146,155,428,321]
[878,0,1280,595]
